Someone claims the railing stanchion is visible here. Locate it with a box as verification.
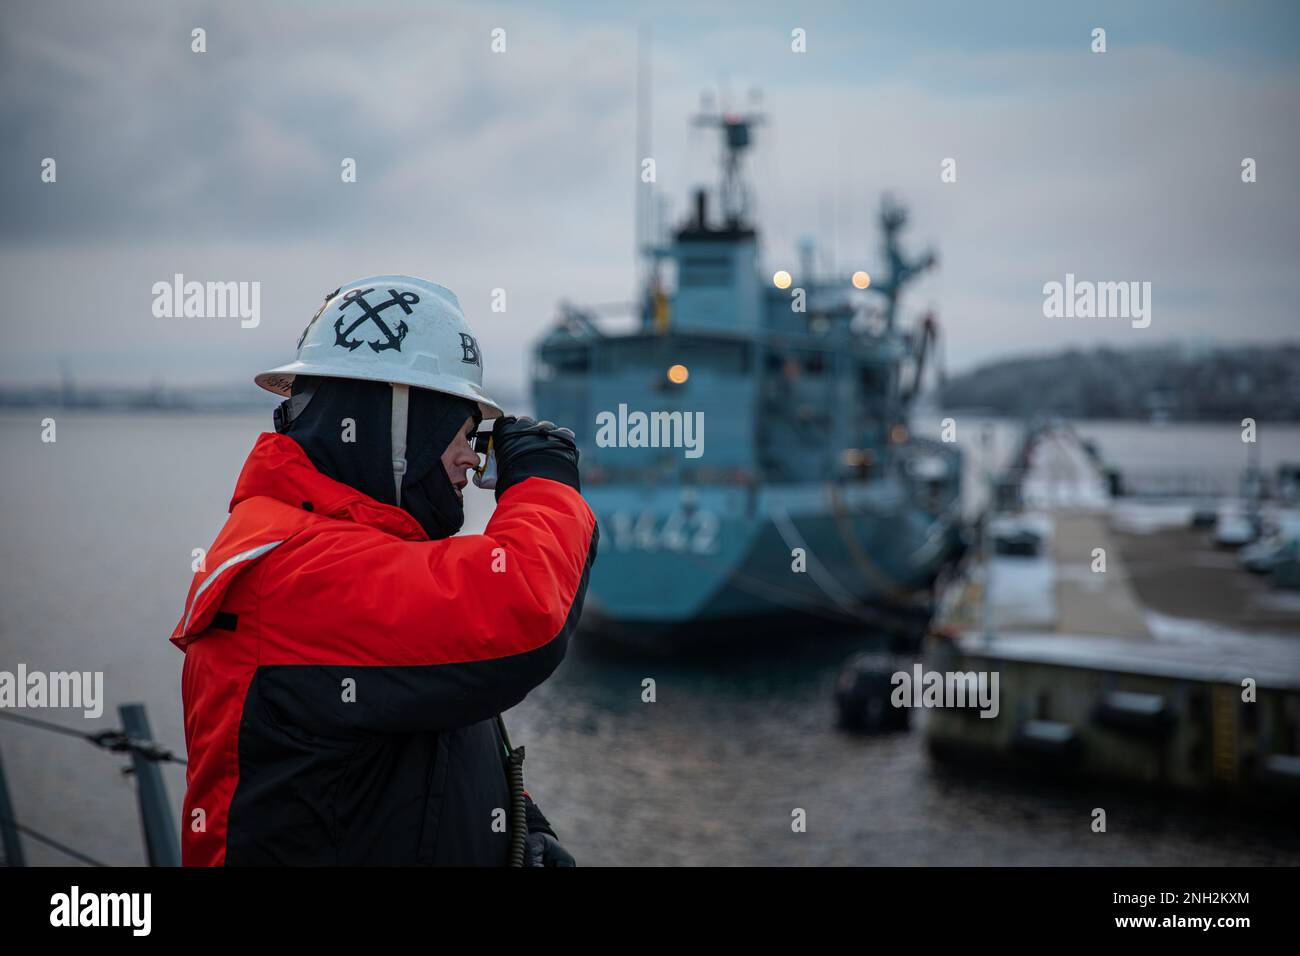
[120,703,181,867]
[0,747,26,866]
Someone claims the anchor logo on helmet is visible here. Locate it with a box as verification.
[333,287,418,353]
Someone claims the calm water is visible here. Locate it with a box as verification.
[2,411,1298,866]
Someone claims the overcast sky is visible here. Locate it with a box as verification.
[2,0,1298,397]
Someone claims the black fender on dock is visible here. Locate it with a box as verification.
[1012,720,1083,766]
[835,651,913,734]
[1092,690,1175,737]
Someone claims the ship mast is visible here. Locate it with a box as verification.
[635,24,653,280]
[692,92,765,229]
[872,195,937,332]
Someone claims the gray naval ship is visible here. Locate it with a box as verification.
[531,105,966,648]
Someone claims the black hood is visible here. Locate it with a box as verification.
[280,375,481,540]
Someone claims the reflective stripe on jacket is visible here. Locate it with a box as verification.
[170,431,597,865]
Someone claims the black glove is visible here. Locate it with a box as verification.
[523,793,575,866]
[525,831,576,867]
[524,791,557,838]
[492,416,580,501]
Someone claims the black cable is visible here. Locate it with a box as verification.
[505,747,527,867]
[0,710,89,740]
[0,814,108,867]
[0,710,187,764]
[496,714,528,867]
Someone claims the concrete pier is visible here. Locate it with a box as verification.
[1052,512,1150,638]
[924,424,1300,802]
[941,509,1152,639]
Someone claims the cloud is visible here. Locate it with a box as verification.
[1,0,1296,393]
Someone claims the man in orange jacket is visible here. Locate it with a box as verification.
[170,275,597,865]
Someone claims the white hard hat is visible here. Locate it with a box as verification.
[255,275,503,419]
[256,275,504,506]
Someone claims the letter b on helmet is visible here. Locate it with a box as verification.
[459,333,481,368]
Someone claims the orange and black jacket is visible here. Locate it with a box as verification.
[169,432,598,865]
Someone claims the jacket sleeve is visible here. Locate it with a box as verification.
[251,476,598,736]
[523,791,557,838]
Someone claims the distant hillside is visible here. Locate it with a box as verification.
[941,343,1300,421]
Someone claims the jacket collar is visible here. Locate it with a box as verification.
[231,432,429,542]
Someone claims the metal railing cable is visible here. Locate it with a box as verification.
[0,814,108,866]
[0,710,187,764]
[0,707,187,867]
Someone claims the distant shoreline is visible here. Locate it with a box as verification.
[940,342,1300,423]
[4,402,1298,427]
[931,408,1300,425]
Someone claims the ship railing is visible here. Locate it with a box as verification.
[0,703,182,867]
